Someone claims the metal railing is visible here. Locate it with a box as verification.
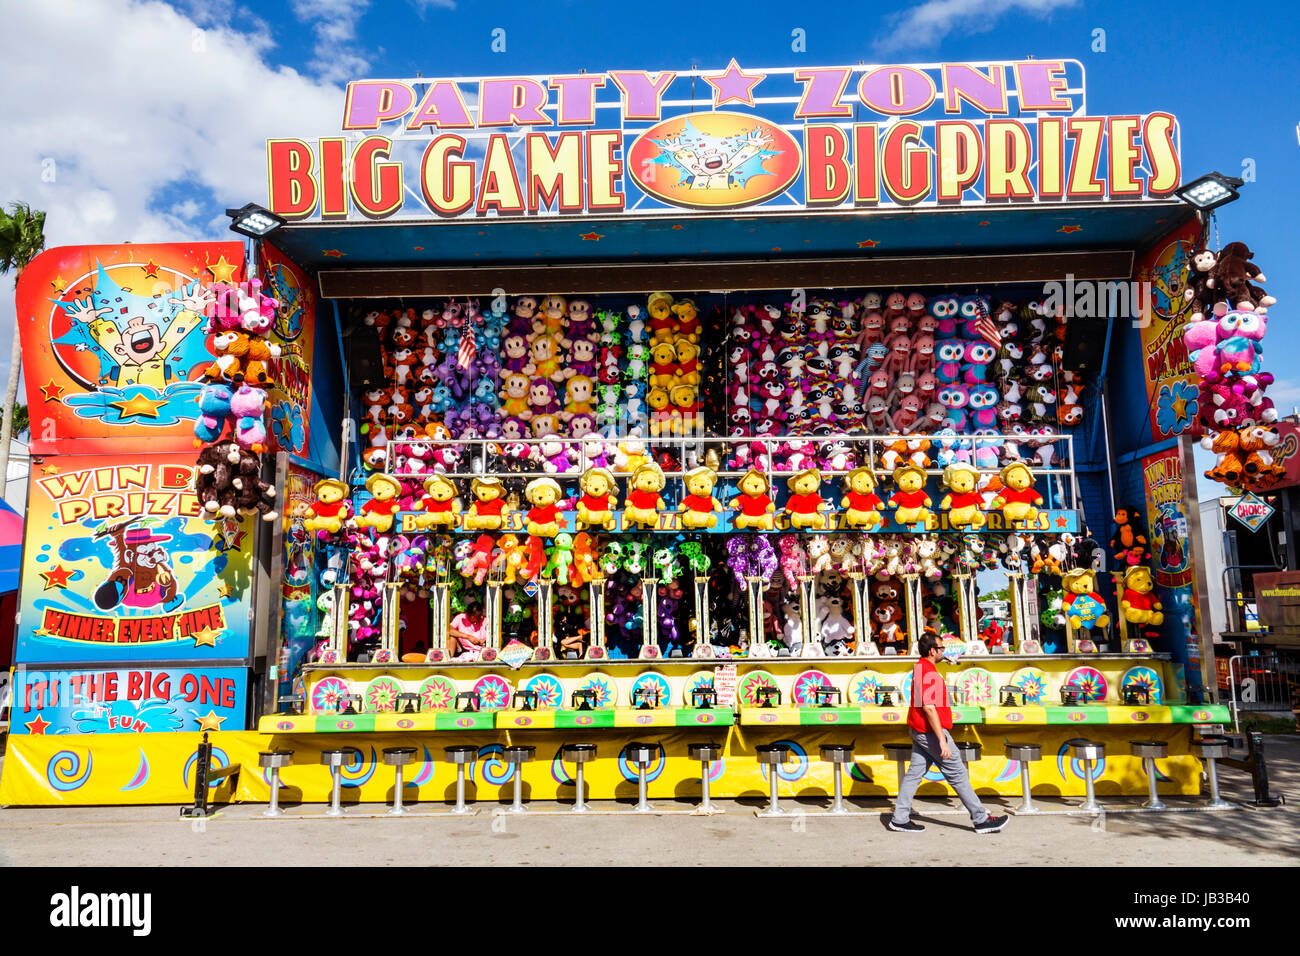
[364,430,1081,511]
[1226,652,1292,731]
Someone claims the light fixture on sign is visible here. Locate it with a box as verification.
[226,202,286,239]
[1174,172,1244,213]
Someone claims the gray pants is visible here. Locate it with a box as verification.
[891,729,990,824]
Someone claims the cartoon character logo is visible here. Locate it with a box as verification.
[265,261,306,341]
[628,112,801,210]
[92,521,183,612]
[1144,238,1195,322]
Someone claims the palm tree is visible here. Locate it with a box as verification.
[0,202,47,499]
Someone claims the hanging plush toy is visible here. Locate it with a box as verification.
[889,464,933,528]
[623,462,667,529]
[1109,504,1149,566]
[840,466,885,531]
[679,465,723,529]
[991,460,1043,524]
[525,476,564,539]
[1062,568,1110,634]
[730,468,776,531]
[464,476,510,531]
[576,467,618,531]
[1120,565,1164,626]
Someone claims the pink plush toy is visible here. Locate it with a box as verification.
[884,332,912,376]
[909,333,937,374]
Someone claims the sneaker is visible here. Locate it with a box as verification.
[888,818,925,833]
[974,814,1008,834]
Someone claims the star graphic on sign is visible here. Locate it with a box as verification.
[206,253,240,283]
[41,565,74,590]
[112,392,165,419]
[25,715,51,735]
[41,464,60,475]
[216,581,234,600]
[196,710,227,732]
[579,232,604,241]
[413,246,424,251]
[143,259,161,278]
[1058,225,1082,234]
[192,626,220,648]
[671,224,683,230]
[856,240,880,248]
[322,249,346,258]
[978,221,990,226]
[34,626,56,638]
[1171,392,1189,422]
[40,379,64,402]
[1055,515,1069,528]
[50,274,68,293]
[703,58,765,108]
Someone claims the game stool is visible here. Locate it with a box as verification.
[1004,743,1042,814]
[874,686,898,707]
[339,693,362,715]
[444,745,478,814]
[688,742,723,813]
[819,744,855,814]
[259,750,293,817]
[955,741,981,767]
[998,686,1026,707]
[1067,739,1105,813]
[1192,737,1233,809]
[813,686,842,708]
[884,742,913,792]
[278,695,305,715]
[503,745,536,813]
[455,691,480,713]
[623,742,657,812]
[382,747,417,815]
[562,743,597,813]
[755,743,791,817]
[320,749,352,817]
[754,685,781,708]
[515,690,539,712]
[690,685,718,709]
[1130,740,1169,810]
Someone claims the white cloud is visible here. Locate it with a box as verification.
[412,0,457,10]
[0,0,347,388]
[291,0,371,84]
[872,0,1080,52]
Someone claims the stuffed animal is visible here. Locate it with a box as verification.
[1208,241,1275,311]
[784,467,827,530]
[940,463,986,530]
[889,464,933,527]
[417,474,462,529]
[991,461,1043,524]
[524,476,564,538]
[1109,505,1149,566]
[840,466,884,530]
[356,472,403,533]
[576,467,618,531]
[1120,565,1164,626]
[1062,568,1110,633]
[303,477,351,534]
[730,468,776,531]
[464,476,510,531]
[623,462,666,529]
[679,465,723,529]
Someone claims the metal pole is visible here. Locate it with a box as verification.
[327,767,342,817]
[389,764,407,815]
[700,760,712,812]
[1144,758,1166,810]
[453,765,469,814]
[264,767,281,817]
[1080,758,1099,813]
[1181,433,1220,702]
[830,764,846,814]
[1018,762,1037,814]
[850,573,872,656]
[635,764,652,812]
[640,576,661,658]
[573,762,589,813]
[511,764,525,813]
[587,574,607,658]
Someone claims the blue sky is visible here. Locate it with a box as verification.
[3,0,1298,507]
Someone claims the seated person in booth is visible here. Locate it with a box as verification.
[890,633,1009,835]
[449,602,488,660]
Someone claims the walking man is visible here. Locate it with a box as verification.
[889,633,1008,834]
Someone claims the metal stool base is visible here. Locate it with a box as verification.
[757,766,786,816]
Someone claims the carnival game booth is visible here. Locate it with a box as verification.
[2,59,1241,808]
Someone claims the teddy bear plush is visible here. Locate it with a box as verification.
[193,440,243,518]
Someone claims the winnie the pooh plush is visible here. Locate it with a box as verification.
[1063,568,1110,632]
[623,462,666,529]
[679,466,722,529]
[889,464,933,527]
[576,467,618,531]
[464,475,510,531]
[785,467,827,530]
[840,466,884,531]
[729,468,775,531]
[992,460,1043,524]
[357,472,404,533]
[417,474,461,530]
[940,462,986,530]
[1120,565,1164,626]
[303,477,351,535]
[524,477,564,538]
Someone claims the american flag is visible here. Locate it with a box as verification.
[457,326,476,369]
[973,297,1002,349]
